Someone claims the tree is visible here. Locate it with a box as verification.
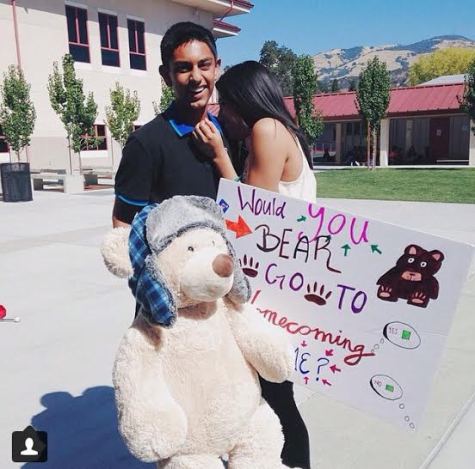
[0,65,36,162]
[317,80,329,93]
[331,79,340,92]
[460,58,475,134]
[348,79,357,92]
[48,54,98,174]
[105,83,140,148]
[356,57,391,168]
[153,79,175,116]
[409,47,475,85]
[259,40,298,96]
[292,55,324,144]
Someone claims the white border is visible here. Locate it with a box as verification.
[64,1,88,9]
[126,15,145,23]
[97,8,118,16]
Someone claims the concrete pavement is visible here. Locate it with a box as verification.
[0,189,473,469]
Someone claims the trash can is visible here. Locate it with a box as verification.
[0,162,33,202]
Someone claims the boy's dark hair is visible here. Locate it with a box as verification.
[160,22,217,68]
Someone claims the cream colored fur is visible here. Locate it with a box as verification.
[101,226,133,278]
[108,227,295,468]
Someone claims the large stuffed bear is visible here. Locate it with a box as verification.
[101,196,295,469]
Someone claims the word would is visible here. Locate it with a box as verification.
[238,186,287,219]
[258,307,375,366]
[255,224,341,273]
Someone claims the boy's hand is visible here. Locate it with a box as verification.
[192,118,227,160]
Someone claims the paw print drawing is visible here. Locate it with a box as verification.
[377,285,397,302]
[409,290,428,307]
[239,254,259,278]
[304,282,332,306]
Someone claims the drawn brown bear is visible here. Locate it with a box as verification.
[377,245,444,308]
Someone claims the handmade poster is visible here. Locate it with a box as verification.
[217,179,473,430]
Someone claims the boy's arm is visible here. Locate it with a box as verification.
[113,136,154,227]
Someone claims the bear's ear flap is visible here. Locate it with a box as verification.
[224,240,251,304]
[430,250,444,262]
[101,227,133,278]
[405,244,422,256]
[136,257,177,327]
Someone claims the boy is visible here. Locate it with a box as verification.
[113,21,227,226]
[111,22,310,469]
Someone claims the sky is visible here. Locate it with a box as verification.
[217,0,475,67]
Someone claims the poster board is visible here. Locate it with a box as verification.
[217,179,473,430]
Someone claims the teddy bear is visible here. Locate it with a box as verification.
[101,195,295,469]
[376,244,445,308]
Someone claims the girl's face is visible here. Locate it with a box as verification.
[218,101,250,141]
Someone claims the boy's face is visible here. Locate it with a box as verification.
[162,40,220,111]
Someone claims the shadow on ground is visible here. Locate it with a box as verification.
[23,386,152,469]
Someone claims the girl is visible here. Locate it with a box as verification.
[193,60,315,469]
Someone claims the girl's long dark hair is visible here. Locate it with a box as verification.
[216,61,313,168]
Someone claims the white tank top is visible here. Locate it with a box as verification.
[278,139,317,202]
[244,138,317,202]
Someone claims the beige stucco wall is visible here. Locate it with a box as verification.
[0,0,213,170]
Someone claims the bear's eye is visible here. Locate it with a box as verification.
[408,257,415,263]
[187,246,194,252]
[420,261,427,268]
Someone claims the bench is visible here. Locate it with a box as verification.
[31,172,84,193]
[82,167,114,182]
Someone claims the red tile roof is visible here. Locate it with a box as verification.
[284,83,466,121]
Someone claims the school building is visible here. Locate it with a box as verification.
[287,79,475,167]
[0,0,253,171]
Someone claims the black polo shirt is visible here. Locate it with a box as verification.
[114,105,227,224]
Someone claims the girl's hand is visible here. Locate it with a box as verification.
[193,118,238,180]
[192,118,226,161]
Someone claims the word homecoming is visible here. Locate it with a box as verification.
[257,307,375,366]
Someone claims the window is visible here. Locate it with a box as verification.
[99,13,120,67]
[0,126,9,153]
[127,19,146,70]
[65,5,90,63]
[81,125,107,151]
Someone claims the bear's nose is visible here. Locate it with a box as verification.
[212,254,234,278]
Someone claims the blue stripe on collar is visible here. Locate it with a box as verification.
[165,103,222,137]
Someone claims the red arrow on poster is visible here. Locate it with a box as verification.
[322,379,332,386]
[325,349,334,357]
[225,216,252,238]
[330,365,341,374]
[303,376,309,384]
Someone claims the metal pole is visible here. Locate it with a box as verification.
[11,1,30,163]
[11,0,22,69]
